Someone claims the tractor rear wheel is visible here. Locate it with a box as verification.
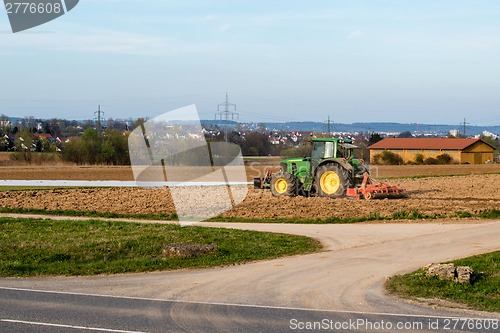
[315,164,349,198]
[270,171,296,197]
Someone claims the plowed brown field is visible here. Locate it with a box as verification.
[0,164,499,221]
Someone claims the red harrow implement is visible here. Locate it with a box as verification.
[346,172,407,200]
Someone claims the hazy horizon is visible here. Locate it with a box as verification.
[1,1,499,126]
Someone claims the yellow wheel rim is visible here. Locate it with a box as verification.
[320,171,340,194]
[274,178,288,193]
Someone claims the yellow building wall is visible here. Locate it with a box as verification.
[460,152,494,164]
[370,148,495,164]
[370,149,461,164]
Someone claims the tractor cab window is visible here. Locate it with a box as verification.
[324,142,334,158]
[312,142,325,160]
[338,146,348,159]
[339,143,357,159]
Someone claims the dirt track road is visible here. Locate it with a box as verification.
[1,216,499,317]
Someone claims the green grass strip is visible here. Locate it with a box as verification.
[0,207,178,221]
[386,251,500,312]
[382,171,500,180]
[208,212,390,224]
[1,207,499,224]
[478,209,500,219]
[0,217,321,277]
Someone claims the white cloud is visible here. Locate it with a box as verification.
[240,11,343,27]
[214,23,232,33]
[457,36,500,52]
[0,28,232,56]
[57,31,173,55]
[187,15,220,24]
[346,30,363,39]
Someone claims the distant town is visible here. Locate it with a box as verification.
[0,114,498,164]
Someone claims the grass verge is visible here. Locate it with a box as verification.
[386,251,500,312]
[1,207,499,224]
[0,207,179,221]
[382,171,500,180]
[0,217,321,277]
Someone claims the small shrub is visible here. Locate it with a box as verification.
[10,152,61,165]
[414,153,424,165]
[424,157,438,165]
[372,151,404,165]
[247,147,259,156]
[436,153,454,165]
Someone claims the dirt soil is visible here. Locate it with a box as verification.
[1,163,499,181]
[0,165,499,220]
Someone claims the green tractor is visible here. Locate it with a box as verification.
[255,137,370,197]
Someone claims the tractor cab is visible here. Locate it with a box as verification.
[311,138,357,160]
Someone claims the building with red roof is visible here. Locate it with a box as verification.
[368,138,495,164]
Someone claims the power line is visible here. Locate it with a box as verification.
[94,105,104,136]
[234,110,303,123]
[215,93,238,141]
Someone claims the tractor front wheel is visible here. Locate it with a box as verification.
[315,164,349,198]
[270,171,296,197]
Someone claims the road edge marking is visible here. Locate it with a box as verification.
[0,286,497,321]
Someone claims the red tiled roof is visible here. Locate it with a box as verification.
[368,138,491,150]
[34,133,53,139]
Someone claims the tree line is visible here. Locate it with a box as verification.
[5,124,498,165]
[63,128,130,165]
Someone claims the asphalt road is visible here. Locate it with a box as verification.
[1,287,498,333]
[1,216,500,332]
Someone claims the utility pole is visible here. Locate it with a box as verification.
[94,105,104,137]
[324,116,333,136]
[461,118,469,137]
[215,93,238,141]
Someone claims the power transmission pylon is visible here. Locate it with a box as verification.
[461,118,469,137]
[215,93,238,141]
[324,116,334,136]
[94,105,104,137]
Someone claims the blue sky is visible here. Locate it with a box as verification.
[1,0,500,125]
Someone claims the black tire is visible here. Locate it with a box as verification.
[270,171,296,197]
[315,164,349,198]
[355,163,370,176]
[354,163,370,186]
